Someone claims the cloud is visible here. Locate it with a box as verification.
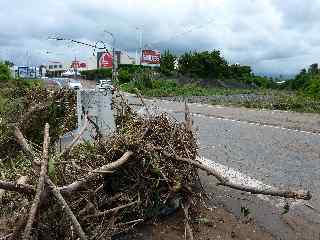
[0,0,318,74]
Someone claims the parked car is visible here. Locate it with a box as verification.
[96,79,114,93]
[68,79,82,90]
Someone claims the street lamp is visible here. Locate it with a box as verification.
[104,30,116,81]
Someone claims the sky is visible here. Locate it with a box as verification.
[0,0,319,76]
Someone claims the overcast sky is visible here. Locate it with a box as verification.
[0,0,319,75]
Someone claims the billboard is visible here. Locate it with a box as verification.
[18,66,38,78]
[97,52,113,68]
[141,50,161,65]
[71,60,87,69]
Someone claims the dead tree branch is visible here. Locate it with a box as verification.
[45,177,88,240]
[156,148,311,200]
[135,90,151,116]
[0,180,35,195]
[184,102,192,131]
[87,115,103,140]
[23,123,50,240]
[182,198,194,240]
[13,127,40,166]
[85,200,140,219]
[59,114,89,157]
[0,176,28,203]
[60,151,134,194]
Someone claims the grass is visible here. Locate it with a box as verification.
[121,80,255,97]
[120,79,320,113]
[210,94,320,113]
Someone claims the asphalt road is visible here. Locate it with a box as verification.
[125,93,320,240]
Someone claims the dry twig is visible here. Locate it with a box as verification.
[60,151,134,194]
[23,123,50,240]
[46,177,88,240]
[156,148,311,200]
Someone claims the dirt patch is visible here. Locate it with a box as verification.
[123,206,274,240]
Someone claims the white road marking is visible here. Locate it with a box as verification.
[158,107,320,136]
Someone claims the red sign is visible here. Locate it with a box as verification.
[99,52,113,68]
[141,50,161,65]
[71,61,87,69]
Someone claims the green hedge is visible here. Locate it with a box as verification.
[81,68,112,80]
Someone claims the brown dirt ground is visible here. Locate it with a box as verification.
[127,206,274,240]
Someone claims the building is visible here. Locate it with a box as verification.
[46,61,66,77]
[115,51,136,66]
[45,56,96,77]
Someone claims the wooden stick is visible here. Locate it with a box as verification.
[59,114,89,157]
[0,176,28,203]
[0,233,13,240]
[86,115,102,139]
[0,180,35,195]
[23,123,50,240]
[85,200,139,219]
[13,127,40,166]
[184,102,192,131]
[182,198,194,240]
[60,151,134,194]
[135,89,151,116]
[45,177,88,240]
[158,148,312,200]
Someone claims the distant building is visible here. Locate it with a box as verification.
[46,61,66,77]
[46,57,96,77]
[115,51,136,66]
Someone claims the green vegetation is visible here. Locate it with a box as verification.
[118,50,320,113]
[284,63,320,98]
[0,76,76,166]
[160,50,176,76]
[210,93,320,113]
[177,50,276,88]
[121,79,253,97]
[0,62,11,80]
[80,68,112,80]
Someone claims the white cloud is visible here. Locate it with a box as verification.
[0,0,318,74]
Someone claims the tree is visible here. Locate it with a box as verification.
[118,68,132,84]
[4,60,14,67]
[160,50,176,76]
[0,62,11,80]
[308,63,319,75]
[178,50,229,79]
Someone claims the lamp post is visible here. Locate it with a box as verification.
[104,30,116,81]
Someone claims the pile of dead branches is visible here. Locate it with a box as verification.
[0,94,311,240]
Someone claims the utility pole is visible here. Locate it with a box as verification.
[104,31,116,81]
[136,27,143,65]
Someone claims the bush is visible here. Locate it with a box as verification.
[118,68,132,84]
[0,62,11,80]
[305,77,320,98]
[81,68,112,80]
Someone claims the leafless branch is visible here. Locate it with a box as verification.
[59,114,89,157]
[182,198,194,240]
[46,177,88,240]
[135,90,151,116]
[60,151,134,194]
[157,147,311,200]
[13,127,40,166]
[23,123,50,240]
[0,180,35,195]
[85,199,140,219]
[184,102,192,131]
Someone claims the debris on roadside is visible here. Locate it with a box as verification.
[0,91,312,240]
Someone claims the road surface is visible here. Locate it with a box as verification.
[125,93,320,240]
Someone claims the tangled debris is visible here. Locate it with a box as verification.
[0,92,312,240]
